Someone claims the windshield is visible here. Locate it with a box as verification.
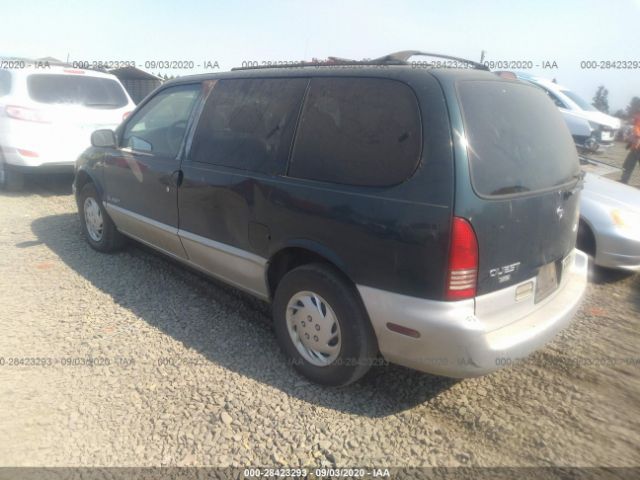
[458,80,580,197]
[560,89,597,111]
[27,74,128,108]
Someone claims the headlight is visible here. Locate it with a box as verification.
[610,209,640,232]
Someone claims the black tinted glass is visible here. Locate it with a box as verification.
[289,77,422,186]
[458,80,579,196]
[190,78,308,174]
[27,74,128,108]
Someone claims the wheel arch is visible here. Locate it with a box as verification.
[74,168,104,202]
[577,216,597,257]
[266,241,353,300]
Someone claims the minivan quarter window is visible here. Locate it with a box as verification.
[289,77,422,186]
[121,84,200,157]
[190,78,308,174]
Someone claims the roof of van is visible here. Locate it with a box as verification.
[163,63,501,88]
[162,50,497,86]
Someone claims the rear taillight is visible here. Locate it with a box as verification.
[445,217,478,301]
[122,111,132,121]
[5,105,51,123]
[17,149,39,158]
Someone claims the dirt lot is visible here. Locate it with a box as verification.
[0,143,639,468]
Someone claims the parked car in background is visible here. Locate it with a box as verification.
[578,157,640,271]
[496,72,621,153]
[73,52,588,385]
[619,122,634,142]
[0,65,135,190]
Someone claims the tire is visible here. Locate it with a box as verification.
[78,182,125,252]
[0,161,24,192]
[577,221,596,258]
[273,263,378,386]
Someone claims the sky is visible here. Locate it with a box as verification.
[1,0,639,111]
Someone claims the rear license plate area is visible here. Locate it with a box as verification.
[535,261,560,303]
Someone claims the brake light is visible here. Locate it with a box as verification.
[122,111,132,121]
[445,217,478,300]
[5,105,51,123]
[63,69,86,74]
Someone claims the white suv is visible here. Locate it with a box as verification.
[0,65,135,190]
[498,72,621,152]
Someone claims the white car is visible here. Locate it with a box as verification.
[0,65,135,190]
[499,72,622,152]
[578,157,640,271]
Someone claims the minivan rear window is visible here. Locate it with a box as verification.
[458,80,579,197]
[289,77,422,187]
[27,74,128,108]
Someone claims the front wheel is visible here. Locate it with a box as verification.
[273,263,378,386]
[78,183,125,252]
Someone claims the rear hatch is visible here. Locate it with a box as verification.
[26,73,130,158]
[455,79,581,297]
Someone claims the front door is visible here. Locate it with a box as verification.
[103,84,201,257]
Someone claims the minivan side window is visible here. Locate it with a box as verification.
[190,78,308,174]
[288,77,422,187]
[121,84,200,157]
[0,70,11,96]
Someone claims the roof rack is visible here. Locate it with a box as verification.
[373,50,489,70]
[231,50,489,71]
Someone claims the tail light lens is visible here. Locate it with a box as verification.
[17,149,39,158]
[446,217,478,300]
[5,105,51,123]
[122,111,132,121]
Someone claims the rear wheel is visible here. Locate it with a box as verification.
[273,263,378,386]
[78,183,125,252]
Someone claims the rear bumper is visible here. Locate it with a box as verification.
[4,161,75,174]
[358,249,588,378]
[594,226,640,271]
[1,146,77,170]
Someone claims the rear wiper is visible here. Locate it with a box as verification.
[563,171,586,199]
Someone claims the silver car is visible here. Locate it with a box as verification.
[578,158,640,271]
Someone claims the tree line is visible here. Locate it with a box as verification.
[592,85,639,120]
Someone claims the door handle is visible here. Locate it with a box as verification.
[170,170,184,187]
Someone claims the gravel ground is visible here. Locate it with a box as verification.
[0,146,639,468]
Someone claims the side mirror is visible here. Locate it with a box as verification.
[91,129,117,148]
